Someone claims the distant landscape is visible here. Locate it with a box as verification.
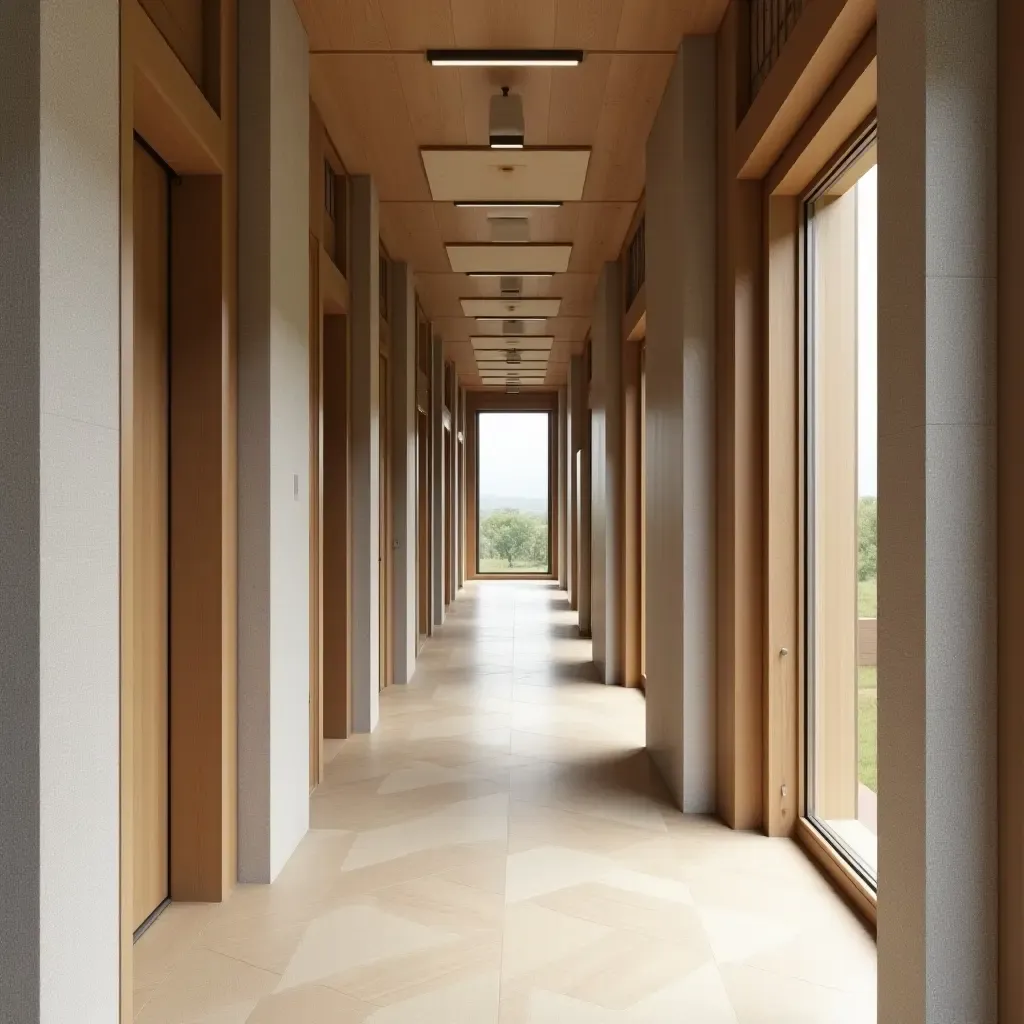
[478,503,549,574]
[479,494,548,517]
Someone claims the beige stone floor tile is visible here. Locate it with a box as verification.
[721,964,877,1023]
[134,904,218,989]
[326,934,502,1006]
[360,969,501,1023]
[370,874,505,935]
[132,582,874,1024]
[134,949,278,1024]
[276,902,460,991]
[245,985,376,1023]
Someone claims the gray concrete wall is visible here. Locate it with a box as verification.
[877,0,998,1019]
[590,262,624,684]
[349,175,382,729]
[0,3,121,1018]
[238,0,311,881]
[644,38,717,812]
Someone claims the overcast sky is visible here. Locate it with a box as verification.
[479,412,549,501]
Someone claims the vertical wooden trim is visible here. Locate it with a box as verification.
[466,410,478,576]
[764,193,800,836]
[308,237,323,787]
[1000,0,1024,1016]
[169,176,228,902]
[322,313,351,737]
[622,341,643,686]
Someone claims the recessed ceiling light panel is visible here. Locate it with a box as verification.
[427,49,584,67]
[423,150,590,202]
[461,298,561,318]
[455,201,563,209]
[446,243,572,274]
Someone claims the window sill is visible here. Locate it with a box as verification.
[796,816,877,933]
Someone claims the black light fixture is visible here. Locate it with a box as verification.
[454,201,563,209]
[427,49,584,67]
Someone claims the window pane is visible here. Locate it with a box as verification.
[806,144,878,883]
[477,412,550,575]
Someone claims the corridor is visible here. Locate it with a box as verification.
[133,583,875,1024]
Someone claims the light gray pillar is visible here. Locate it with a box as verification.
[431,333,445,625]
[458,386,467,590]
[566,371,577,606]
[390,263,417,684]
[558,385,569,589]
[644,37,717,812]
[349,175,381,728]
[877,1,998,1020]
[0,5,120,1018]
[590,263,624,684]
[238,0,311,881]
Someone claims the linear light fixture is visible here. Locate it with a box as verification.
[467,271,554,279]
[476,316,547,323]
[455,201,563,209]
[427,49,584,68]
[490,139,524,150]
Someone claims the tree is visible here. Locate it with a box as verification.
[858,496,877,583]
[480,509,537,568]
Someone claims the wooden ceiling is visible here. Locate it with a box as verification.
[298,0,729,386]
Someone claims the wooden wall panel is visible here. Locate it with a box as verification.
[139,0,205,89]
[764,194,800,837]
[132,143,170,931]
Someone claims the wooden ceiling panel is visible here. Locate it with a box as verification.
[312,55,432,199]
[553,0,626,49]
[615,0,728,48]
[567,202,637,270]
[448,0,559,49]
[547,54,613,146]
[379,203,448,270]
[583,53,673,200]
[297,0,390,50]
[394,57,468,146]
[377,0,456,49]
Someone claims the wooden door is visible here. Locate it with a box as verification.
[132,142,170,931]
[309,240,323,790]
[378,353,390,690]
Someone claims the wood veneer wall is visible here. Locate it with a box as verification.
[120,0,237,1016]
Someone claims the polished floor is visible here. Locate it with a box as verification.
[134,582,876,1023]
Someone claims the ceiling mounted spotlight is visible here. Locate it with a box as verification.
[427,49,584,67]
[490,88,524,149]
[454,201,563,209]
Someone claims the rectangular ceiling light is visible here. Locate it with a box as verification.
[423,150,589,203]
[427,50,584,67]
[446,243,572,274]
[471,336,554,349]
[476,317,548,323]
[467,271,554,278]
[461,298,561,318]
[455,201,563,209]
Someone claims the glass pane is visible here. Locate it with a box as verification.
[477,412,550,575]
[806,145,878,883]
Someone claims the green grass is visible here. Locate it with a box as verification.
[478,557,549,574]
[858,665,877,793]
[858,577,877,618]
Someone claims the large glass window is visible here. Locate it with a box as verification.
[477,412,550,575]
[804,133,878,884]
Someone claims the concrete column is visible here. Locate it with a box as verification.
[558,385,569,589]
[349,175,381,728]
[566,371,577,605]
[238,0,311,881]
[590,263,624,684]
[390,263,417,684]
[644,38,717,812]
[877,1,998,1020]
[0,5,120,1018]
[458,385,467,590]
[571,355,592,633]
[431,333,445,625]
